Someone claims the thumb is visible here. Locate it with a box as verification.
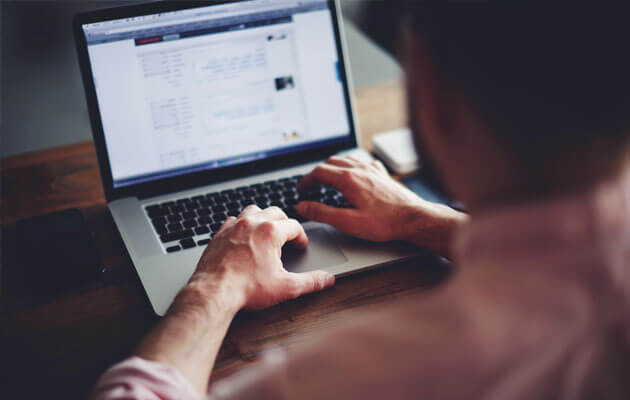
[286,270,335,298]
[297,201,356,224]
[297,201,363,236]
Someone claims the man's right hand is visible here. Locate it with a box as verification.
[297,156,467,258]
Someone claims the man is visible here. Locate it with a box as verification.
[92,3,630,399]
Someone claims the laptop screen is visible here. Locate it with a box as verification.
[81,0,352,188]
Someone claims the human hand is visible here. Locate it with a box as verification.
[297,156,467,257]
[188,205,335,311]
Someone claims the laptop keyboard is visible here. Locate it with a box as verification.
[144,175,349,253]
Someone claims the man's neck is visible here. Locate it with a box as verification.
[467,143,629,213]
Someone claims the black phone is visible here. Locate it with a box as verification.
[15,209,104,294]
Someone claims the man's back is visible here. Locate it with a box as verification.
[209,169,630,399]
[93,167,630,400]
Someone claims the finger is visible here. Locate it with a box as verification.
[325,156,356,168]
[218,216,237,233]
[298,163,349,192]
[285,270,335,298]
[347,155,369,167]
[240,204,261,217]
[274,219,308,249]
[296,201,363,235]
[372,159,388,173]
[257,206,288,221]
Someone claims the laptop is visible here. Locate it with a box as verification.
[74,0,420,315]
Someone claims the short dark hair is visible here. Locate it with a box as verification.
[362,2,630,156]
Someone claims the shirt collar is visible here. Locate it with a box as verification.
[453,167,630,269]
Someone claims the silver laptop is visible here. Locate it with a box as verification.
[74,0,419,315]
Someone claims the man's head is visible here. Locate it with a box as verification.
[361,3,630,210]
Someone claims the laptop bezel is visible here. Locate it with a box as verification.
[73,0,359,202]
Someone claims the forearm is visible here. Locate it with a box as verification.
[134,273,244,396]
[402,202,468,259]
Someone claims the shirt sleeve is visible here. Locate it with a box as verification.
[90,356,201,400]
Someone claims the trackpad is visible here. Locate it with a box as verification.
[282,228,347,273]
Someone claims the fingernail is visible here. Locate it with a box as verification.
[325,273,335,287]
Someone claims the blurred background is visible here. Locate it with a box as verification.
[0,0,401,158]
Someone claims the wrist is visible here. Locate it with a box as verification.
[400,202,468,258]
[169,270,246,320]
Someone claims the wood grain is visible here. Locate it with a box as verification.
[0,80,444,399]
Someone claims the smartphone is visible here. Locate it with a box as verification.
[15,209,104,294]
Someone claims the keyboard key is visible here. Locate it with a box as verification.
[161,201,175,208]
[204,195,218,205]
[197,239,211,246]
[145,204,161,212]
[152,215,167,224]
[256,200,270,208]
[183,203,198,212]
[198,216,213,225]
[241,199,256,208]
[188,201,203,210]
[213,212,228,223]
[180,238,196,249]
[182,211,196,220]
[167,214,183,223]
[226,202,240,210]
[197,207,212,216]
[171,205,185,213]
[210,223,223,233]
[212,204,227,213]
[192,195,205,201]
[183,219,197,228]
[166,245,181,253]
[225,192,241,201]
[154,224,168,235]
[195,225,210,235]
[198,199,212,207]
[167,222,183,232]
[147,207,169,218]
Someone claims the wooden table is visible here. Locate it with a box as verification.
[0,81,450,398]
